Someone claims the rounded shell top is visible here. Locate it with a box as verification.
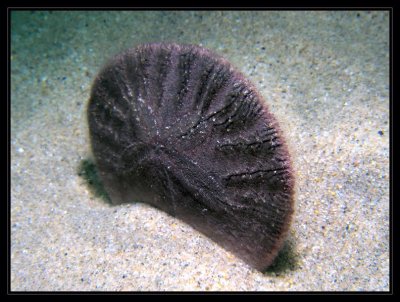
[87,43,295,271]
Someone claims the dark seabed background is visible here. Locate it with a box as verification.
[10,11,389,291]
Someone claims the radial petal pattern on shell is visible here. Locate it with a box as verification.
[87,43,295,271]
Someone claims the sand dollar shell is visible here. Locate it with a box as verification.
[87,43,295,271]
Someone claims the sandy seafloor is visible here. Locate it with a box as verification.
[10,11,390,291]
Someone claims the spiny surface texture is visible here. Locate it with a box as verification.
[87,43,295,271]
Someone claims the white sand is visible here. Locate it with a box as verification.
[11,11,389,291]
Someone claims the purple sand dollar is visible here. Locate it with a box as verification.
[87,43,295,271]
